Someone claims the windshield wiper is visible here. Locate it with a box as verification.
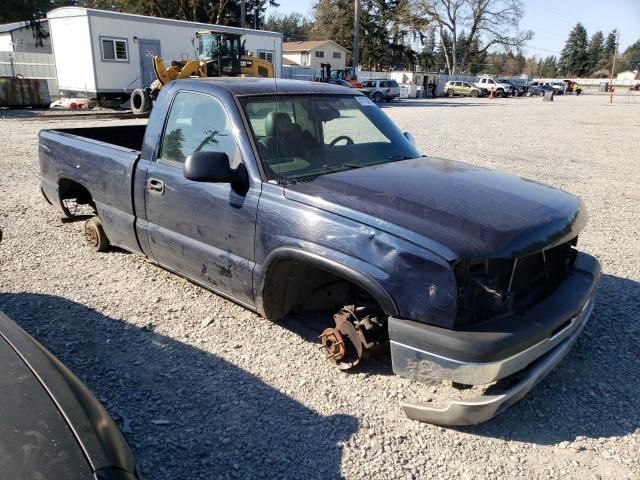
[386,154,416,161]
[321,163,363,173]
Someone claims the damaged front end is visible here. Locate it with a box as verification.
[388,240,600,425]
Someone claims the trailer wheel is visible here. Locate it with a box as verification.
[85,217,110,252]
[131,88,151,114]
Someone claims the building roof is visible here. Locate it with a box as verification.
[282,40,349,53]
[0,19,46,34]
[282,57,300,66]
[47,7,282,37]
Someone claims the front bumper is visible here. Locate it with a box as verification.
[389,252,600,425]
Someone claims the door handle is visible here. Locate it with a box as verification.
[147,178,165,195]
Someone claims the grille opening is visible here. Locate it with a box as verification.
[454,238,578,327]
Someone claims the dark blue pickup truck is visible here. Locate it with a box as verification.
[39,78,599,425]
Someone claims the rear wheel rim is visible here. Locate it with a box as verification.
[85,224,99,248]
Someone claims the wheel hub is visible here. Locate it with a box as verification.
[85,224,98,248]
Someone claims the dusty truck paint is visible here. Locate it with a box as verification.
[38,78,600,424]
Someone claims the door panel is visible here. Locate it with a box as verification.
[143,91,259,306]
[144,162,259,305]
[138,39,161,88]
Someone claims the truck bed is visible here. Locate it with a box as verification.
[39,125,146,254]
[51,125,147,152]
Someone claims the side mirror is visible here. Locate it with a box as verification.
[403,131,415,147]
[184,151,245,186]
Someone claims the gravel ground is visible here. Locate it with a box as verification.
[1,93,639,480]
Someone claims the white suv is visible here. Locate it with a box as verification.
[475,77,513,97]
[362,80,401,102]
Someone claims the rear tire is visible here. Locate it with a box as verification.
[131,88,151,115]
[85,217,110,252]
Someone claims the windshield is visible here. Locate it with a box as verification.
[198,34,240,62]
[240,95,420,182]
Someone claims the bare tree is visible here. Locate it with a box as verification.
[410,0,533,74]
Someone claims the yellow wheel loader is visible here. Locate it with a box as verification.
[131,30,274,114]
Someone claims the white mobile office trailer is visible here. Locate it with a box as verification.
[47,7,282,105]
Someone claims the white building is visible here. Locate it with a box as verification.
[282,40,348,71]
[0,20,51,53]
[47,7,283,105]
[616,70,639,82]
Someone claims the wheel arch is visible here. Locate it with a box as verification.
[256,248,398,321]
[57,177,96,214]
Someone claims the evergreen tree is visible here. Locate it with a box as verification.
[541,56,558,77]
[586,31,603,75]
[264,12,311,41]
[310,0,355,56]
[559,23,589,76]
[619,39,640,72]
[598,30,618,73]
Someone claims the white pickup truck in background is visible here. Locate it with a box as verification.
[475,76,514,97]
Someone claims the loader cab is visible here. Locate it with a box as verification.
[196,31,242,77]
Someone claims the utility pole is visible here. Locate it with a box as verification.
[352,0,360,75]
[609,30,620,89]
[240,0,245,28]
[254,1,260,30]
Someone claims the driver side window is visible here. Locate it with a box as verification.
[159,91,240,167]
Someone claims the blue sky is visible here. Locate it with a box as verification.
[268,0,640,57]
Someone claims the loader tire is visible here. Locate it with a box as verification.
[131,88,151,115]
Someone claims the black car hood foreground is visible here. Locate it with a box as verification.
[284,157,586,260]
[0,312,137,480]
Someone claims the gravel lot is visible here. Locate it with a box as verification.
[1,94,639,480]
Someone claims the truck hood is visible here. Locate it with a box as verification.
[283,157,586,260]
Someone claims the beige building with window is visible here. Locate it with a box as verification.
[282,40,348,71]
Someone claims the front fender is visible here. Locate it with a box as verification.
[254,185,458,326]
[256,246,399,319]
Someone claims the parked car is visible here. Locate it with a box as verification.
[531,81,564,95]
[0,310,138,479]
[527,84,555,96]
[444,80,485,97]
[475,76,513,97]
[39,78,600,425]
[497,79,528,97]
[361,79,401,102]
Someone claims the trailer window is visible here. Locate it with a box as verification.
[101,38,128,62]
[257,50,274,64]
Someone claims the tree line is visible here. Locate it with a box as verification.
[5,0,640,77]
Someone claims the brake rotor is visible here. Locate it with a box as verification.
[334,317,363,370]
[319,327,346,363]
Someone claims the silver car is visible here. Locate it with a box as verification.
[361,79,401,102]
